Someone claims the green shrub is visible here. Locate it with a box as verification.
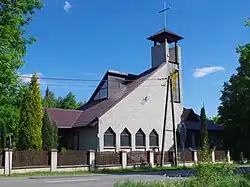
[115,162,250,187]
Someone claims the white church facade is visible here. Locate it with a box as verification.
[46,27,186,152]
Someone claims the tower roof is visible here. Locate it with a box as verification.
[147,28,184,43]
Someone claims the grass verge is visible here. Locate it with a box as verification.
[1,165,192,177]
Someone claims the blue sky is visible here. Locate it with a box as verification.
[22,0,250,117]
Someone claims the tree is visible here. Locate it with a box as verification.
[30,73,43,149]
[218,44,250,158]
[0,0,43,149]
[43,86,57,108]
[200,107,209,150]
[52,120,58,149]
[42,109,53,150]
[209,116,220,124]
[18,73,43,150]
[56,92,81,110]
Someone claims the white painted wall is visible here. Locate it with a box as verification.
[99,45,183,152]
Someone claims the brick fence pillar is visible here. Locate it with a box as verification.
[226,150,231,163]
[147,150,154,167]
[193,150,197,164]
[212,150,215,163]
[50,149,57,172]
[88,150,95,171]
[4,149,12,176]
[120,151,127,169]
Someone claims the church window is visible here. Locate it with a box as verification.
[135,129,146,147]
[104,127,116,147]
[120,128,131,147]
[149,129,159,147]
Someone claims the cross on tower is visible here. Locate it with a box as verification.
[158,2,171,29]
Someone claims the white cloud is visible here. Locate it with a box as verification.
[63,1,72,12]
[193,66,225,78]
[20,73,43,84]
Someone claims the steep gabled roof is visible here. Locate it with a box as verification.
[182,108,223,131]
[46,108,83,128]
[73,65,162,128]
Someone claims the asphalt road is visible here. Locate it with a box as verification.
[0,166,248,187]
[0,173,182,187]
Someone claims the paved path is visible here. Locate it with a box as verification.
[0,173,181,187]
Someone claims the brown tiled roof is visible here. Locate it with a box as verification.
[73,64,163,128]
[46,108,83,128]
[44,64,165,129]
[147,29,184,43]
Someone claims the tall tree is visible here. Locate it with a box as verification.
[30,73,43,149]
[57,92,81,110]
[218,21,249,158]
[52,120,58,149]
[0,0,43,136]
[43,86,57,108]
[18,73,43,150]
[0,0,43,149]
[218,44,250,158]
[200,107,209,150]
[42,109,53,150]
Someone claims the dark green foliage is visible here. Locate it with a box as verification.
[43,86,57,108]
[209,116,220,124]
[218,44,250,159]
[52,120,58,149]
[0,0,43,148]
[42,89,85,110]
[56,92,81,109]
[0,123,6,149]
[0,0,43,150]
[42,110,53,150]
[200,107,208,150]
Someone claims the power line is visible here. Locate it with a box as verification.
[39,83,167,89]
[20,75,167,82]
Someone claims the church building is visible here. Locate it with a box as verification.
[46,22,223,152]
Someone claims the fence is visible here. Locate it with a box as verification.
[215,150,226,161]
[1,149,231,175]
[154,151,173,165]
[127,151,148,165]
[57,151,88,166]
[12,150,50,168]
[95,152,121,166]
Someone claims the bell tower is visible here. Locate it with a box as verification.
[147,3,184,68]
[147,29,184,68]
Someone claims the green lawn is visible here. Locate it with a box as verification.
[2,165,192,177]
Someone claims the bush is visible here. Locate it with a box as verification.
[115,162,250,187]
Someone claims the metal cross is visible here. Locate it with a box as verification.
[159,2,171,29]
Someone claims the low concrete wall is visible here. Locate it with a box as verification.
[12,167,50,174]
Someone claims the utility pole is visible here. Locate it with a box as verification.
[161,70,179,167]
[170,77,178,167]
[160,76,170,167]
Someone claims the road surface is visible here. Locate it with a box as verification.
[0,173,183,187]
[0,166,248,187]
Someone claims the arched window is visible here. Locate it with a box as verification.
[104,127,116,147]
[120,128,131,147]
[135,129,146,147]
[149,129,159,147]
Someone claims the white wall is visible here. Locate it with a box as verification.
[99,46,183,152]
